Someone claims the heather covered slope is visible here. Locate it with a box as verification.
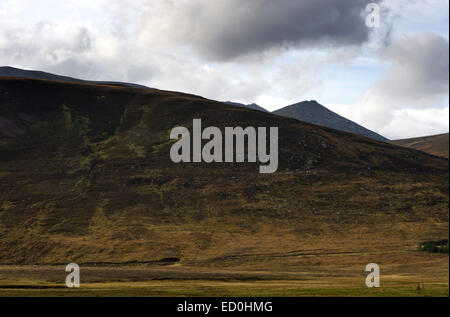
[273,100,388,141]
[0,78,447,265]
[390,133,449,158]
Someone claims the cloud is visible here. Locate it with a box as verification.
[328,32,449,139]
[141,0,383,61]
[328,103,449,139]
[0,14,322,107]
[0,0,387,101]
[375,32,449,106]
[0,17,158,82]
[380,107,449,139]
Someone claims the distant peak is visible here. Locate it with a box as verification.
[290,100,323,108]
[301,100,319,104]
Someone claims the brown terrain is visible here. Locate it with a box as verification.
[0,77,448,296]
[390,133,449,158]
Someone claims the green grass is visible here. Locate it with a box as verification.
[420,240,449,254]
[0,283,447,297]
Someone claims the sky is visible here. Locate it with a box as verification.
[0,0,448,139]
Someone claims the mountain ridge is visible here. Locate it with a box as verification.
[1,66,389,141]
[0,66,150,89]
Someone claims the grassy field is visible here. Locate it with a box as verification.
[0,248,447,297]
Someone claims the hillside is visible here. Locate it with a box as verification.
[273,100,388,141]
[390,133,449,158]
[0,77,448,265]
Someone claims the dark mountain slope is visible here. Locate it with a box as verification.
[390,133,449,158]
[273,100,388,141]
[0,78,447,264]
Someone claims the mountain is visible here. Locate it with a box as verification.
[225,101,268,112]
[0,77,447,265]
[0,66,149,89]
[390,133,449,158]
[273,100,388,141]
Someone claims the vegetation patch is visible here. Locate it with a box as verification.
[419,239,449,253]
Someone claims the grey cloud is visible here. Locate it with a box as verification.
[350,32,449,136]
[144,0,384,61]
[376,32,449,106]
[73,27,92,52]
[0,15,141,77]
[0,23,93,64]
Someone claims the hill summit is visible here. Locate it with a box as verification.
[0,66,149,89]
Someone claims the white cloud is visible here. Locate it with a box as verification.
[375,32,449,106]
[381,107,449,139]
[328,103,449,140]
[327,32,449,139]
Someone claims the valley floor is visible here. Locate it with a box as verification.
[0,249,447,297]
